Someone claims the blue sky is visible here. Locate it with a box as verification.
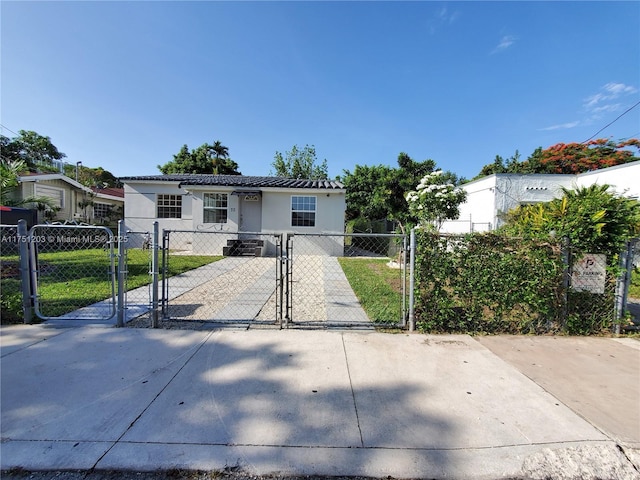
[2,1,639,182]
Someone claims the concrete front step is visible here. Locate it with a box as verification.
[223,238,264,256]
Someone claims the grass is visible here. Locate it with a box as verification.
[338,257,405,324]
[629,268,640,299]
[0,248,220,322]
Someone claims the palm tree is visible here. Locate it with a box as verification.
[209,141,229,174]
[0,159,56,210]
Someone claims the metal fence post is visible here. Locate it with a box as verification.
[561,237,570,330]
[161,229,169,320]
[400,234,408,328]
[615,239,635,334]
[151,221,160,328]
[409,228,416,332]
[116,220,126,327]
[17,220,33,324]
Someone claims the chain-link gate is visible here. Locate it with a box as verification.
[120,229,155,322]
[29,224,116,320]
[160,230,283,326]
[283,232,408,329]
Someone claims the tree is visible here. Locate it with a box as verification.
[271,144,328,179]
[0,159,57,211]
[405,170,467,231]
[158,142,241,175]
[502,184,640,259]
[0,130,66,171]
[341,152,463,232]
[474,139,639,179]
[209,140,231,174]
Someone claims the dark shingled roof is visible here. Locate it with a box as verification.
[119,174,344,190]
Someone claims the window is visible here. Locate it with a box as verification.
[291,195,316,227]
[157,194,182,218]
[203,193,228,223]
[34,184,64,208]
[93,203,111,218]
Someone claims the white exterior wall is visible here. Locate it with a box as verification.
[440,174,574,234]
[575,160,640,199]
[493,175,575,228]
[123,180,347,255]
[442,176,497,233]
[124,182,193,250]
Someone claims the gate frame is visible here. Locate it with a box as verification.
[158,228,284,326]
[29,223,117,321]
[284,231,409,328]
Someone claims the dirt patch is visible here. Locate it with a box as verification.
[367,262,403,294]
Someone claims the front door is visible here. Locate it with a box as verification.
[239,194,262,234]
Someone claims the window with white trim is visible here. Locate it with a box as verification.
[203,193,228,223]
[291,195,316,227]
[157,194,182,218]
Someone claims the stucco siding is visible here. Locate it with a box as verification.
[576,161,640,199]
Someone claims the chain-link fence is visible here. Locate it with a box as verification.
[412,231,638,335]
[159,230,283,327]
[3,220,636,334]
[286,233,408,329]
[1,224,24,323]
[29,224,116,320]
[121,229,155,321]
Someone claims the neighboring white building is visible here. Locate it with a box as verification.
[120,174,347,255]
[441,160,640,234]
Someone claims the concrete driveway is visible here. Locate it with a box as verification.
[1,326,639,479]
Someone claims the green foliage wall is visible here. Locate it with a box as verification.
[415,232,569,334]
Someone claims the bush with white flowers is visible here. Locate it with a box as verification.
[405,170,467,230]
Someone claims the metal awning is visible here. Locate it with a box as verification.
[231,190,262,196]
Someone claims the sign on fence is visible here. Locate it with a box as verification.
[571,253,607,294]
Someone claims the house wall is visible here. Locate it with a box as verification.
[123,181,347,256]
[262,189,346,255]
[21,178,79,222]
[440,174,575,234]
[575,160,640,199]
[124,182,193,249]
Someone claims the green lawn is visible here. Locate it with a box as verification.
[1,248,220,322]
[630,268,640,299]
[338,257,406,324]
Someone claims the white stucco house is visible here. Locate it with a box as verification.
[441,160,640,234]
[120,174,346,255]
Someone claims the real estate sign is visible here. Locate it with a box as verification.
[571,254,607,294]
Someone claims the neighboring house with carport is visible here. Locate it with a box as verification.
[440,160,640,234]
[119,174,346,256]
[15,173,124,225]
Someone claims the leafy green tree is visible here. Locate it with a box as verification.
[62,164,121,187]
[271,144,328,179]
[341,164,394,222]
[0,130,66,171]
[341,152,463,232]
[502,184,640,259]
[158,142,241,175]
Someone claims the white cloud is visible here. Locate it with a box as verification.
[583,83,637,112]
[427,6,460,34]
[491,35,516,54]
[539,121,580,131]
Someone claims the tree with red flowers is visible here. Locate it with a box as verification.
[474,138,639,178]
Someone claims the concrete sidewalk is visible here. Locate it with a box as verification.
[1,326,639,479]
